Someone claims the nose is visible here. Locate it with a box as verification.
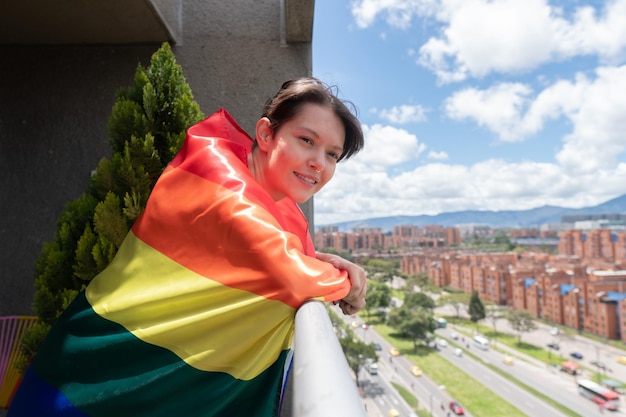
[309,152,324,173]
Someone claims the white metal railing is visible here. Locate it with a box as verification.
[286,300,367,417]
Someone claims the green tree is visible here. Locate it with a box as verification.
[333,322,377,387]
[361,257,400,283]
[405,271,431,290]
[364,280,392,318]
[20,42,204,368]
[468,290,486,324]
[506,309,537,344]
[403,291,435,311]
[387,306,436,352]
[486,303,505,336]
[493,230,516,251]
[319,247,354,263]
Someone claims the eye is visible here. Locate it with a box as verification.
[300,136,313,145]
[327,151,340,161]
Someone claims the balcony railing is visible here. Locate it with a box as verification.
[284,300,367,417]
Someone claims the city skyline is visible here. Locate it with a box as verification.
[312,0,626,226]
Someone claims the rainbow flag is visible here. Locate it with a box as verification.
[8,109,351,417]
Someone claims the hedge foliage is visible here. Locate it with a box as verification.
[20,42,204,369]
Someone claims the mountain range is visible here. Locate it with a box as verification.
[318,193,626,232]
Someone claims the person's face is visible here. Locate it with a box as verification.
[256,103,345,203]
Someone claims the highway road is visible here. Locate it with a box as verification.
[436,326,620,417]
[334,302,626,417]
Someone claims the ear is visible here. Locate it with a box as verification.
[255,117,273,151]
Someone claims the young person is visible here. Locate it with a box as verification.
[8,77,366,417]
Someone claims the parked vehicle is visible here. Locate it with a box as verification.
[547,342,560,350]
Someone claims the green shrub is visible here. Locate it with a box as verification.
[20,42,204,366]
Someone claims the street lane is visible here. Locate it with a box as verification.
[334,302,626,417]
[437,326,624,417]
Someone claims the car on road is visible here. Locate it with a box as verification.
[591,360,606,370]
[547,342,560,350]
[450,332,459,340]
[372,342,382,351]
[367,362,379,375]
[437,338,448,348]
[449,400,465,415]
[570,352,583,359]
[454,348,463,357]
[389,346,400,356]
[502,356,514,366]
[410,365,423,376]
[550,327,559,336]
[617,356,626,365]
[388,408,400,417]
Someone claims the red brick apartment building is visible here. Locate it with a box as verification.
[318,225,626,343]
[403,229,626,343]
[314,225,461,252]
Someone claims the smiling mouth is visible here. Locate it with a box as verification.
[295,172,317,185]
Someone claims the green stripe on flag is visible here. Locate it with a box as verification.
[32,292,286,417]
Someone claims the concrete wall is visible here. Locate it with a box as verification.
[0,0,314,316]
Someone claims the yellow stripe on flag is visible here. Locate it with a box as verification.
[86,232,295,381]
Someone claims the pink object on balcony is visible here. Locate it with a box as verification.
[0,316,37,408]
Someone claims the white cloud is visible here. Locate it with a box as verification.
[355,124,427,168]
[419,0,563,82]
[443,64,626,171]
[315,65,626,225]
[351,0,437,29]
[427,150,448,160]
[350,0,626,83]
[555,65,626,173]
[377,104,428,124]
[444,82,537,142]
[312,1,626,226]
[316,152,626,225]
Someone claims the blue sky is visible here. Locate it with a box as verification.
[311,0,626,226]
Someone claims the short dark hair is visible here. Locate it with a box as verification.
[262,77,364,162]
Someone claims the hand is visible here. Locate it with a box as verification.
[316,252,367,315]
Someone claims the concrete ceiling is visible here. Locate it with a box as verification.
[0,0,178,45]
[0,0,314,45]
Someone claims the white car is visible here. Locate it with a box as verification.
[454,348,463,357]
[437,339,448,348]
